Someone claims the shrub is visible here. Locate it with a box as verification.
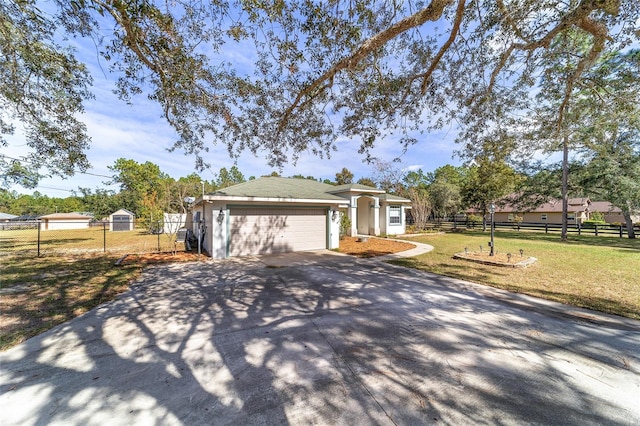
[339,213,351,238]
[467,214,482,225]
[582,219,606,228]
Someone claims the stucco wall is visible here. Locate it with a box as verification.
[328,210,340,249]
[379,204,407,236]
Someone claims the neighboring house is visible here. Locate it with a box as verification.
[0,212,18,230]
[487,198,590,225]
[39,213,93,231]
[588,201,640,224]
[0,212,17,222]
[109,209,136,232]
[191,177,411,259]
[10,214,39,222]
[475,197,638,225]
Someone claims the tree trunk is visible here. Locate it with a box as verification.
[482,212,487,232]
[561,136,569,241]
[623,210,636,239]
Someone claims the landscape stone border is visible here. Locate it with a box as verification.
[453,252,537,268]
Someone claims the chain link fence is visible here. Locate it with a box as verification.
[0,221,203,257]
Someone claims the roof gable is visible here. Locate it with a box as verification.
[588,201,622,213]
[379,193,411,203]
[329,183,384,194]
[110,209,136,216]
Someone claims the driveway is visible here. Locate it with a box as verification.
[1,251,639,425]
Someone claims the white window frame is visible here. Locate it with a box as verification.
[389,205,402,226]
[541,214,548,221]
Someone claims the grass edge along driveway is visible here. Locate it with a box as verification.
[0,255,142,351]
[392,230,640,321]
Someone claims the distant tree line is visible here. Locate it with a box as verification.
[4,153,636,237]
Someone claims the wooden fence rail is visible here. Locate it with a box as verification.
[419,220,639,238]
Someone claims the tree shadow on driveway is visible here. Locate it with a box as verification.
[1,255,639,425]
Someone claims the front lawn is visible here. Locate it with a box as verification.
[393,231,640,319]
[0,255,141,350]
[0,227,185,255]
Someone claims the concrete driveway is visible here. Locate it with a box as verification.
[1,251,639,425]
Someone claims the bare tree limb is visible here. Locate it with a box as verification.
[420,0,466,95]
[556,15,609,133]
[486,0,615,97]
[93,0,165,77]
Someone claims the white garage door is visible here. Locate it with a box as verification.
[229,207,327,256]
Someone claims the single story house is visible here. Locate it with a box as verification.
[478,197,638,225]
[191,177,411,259]
[6,214,39,230]
[588,201,640,224]
[0,212,18,230]
[109,209,136,231]
[0,212,18,222]
[486,198,589,224]
[39,213,93,231]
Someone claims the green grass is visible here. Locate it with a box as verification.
[0,227,185,255]
[0,254,142,350]
[393,230,640,320]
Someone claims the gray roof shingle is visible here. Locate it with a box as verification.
[208,177,346,201]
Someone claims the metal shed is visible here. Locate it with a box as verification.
[109,209,136,231]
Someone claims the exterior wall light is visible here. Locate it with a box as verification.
[217,208,225,224]
[332,210,338,222]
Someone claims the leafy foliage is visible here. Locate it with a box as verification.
[335,167,354,185]
[461,157,522,215]
[1,1,93,185]
[339,212,352,238]
[216,166,245,189]
[4,0,637,187]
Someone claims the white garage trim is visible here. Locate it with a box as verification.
[227,206,328,257]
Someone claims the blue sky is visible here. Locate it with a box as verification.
[5,8,463,197]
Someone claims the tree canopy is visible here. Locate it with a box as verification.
[1,0,93,186]
[335,167,354,185]
[2,0,637,187]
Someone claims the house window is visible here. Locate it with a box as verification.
[541,214,548,221]
[508,214,514,222]
[567,213,575,221]
[389,205,401,225]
